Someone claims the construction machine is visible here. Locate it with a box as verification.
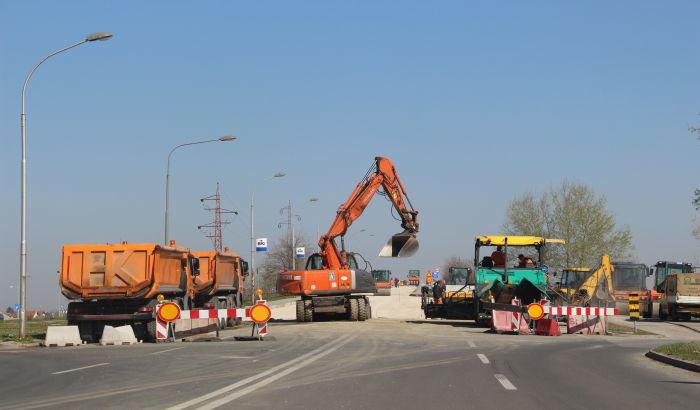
[277,157,419,322]
[421,266,476,320]
[407,269,420,286]
[62,241,198,342]
[652,261,700,321]
[610,261,652,317]
[371,269,393,296]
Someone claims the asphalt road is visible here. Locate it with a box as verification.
[0,320,698,410]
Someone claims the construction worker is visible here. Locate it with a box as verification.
[517,254,535,268]
[491,246,506,267]
[432,280,445,304]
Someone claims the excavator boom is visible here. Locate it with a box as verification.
[318,156,419,269]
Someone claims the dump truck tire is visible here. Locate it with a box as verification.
[358,298,368,321]
[349,298,359,321]
[296,300,305,322]
[303,300,313,322]
[218,300,227,330]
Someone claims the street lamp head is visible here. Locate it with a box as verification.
[219,135,236,141]
[309,197,319,202]
[85,32,113,42]
[273,172,286,178]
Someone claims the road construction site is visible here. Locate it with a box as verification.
[2,287,699,410]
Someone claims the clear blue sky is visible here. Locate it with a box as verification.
[1,1,699,309]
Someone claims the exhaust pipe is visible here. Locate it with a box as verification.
[379,231,419,257]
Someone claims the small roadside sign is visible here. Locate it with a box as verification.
[431,271,439,280]
[541,264,550,274]
[14,303,20,311]
[295,247,305,258]
[426,274,433,284]
[256,238,268,252]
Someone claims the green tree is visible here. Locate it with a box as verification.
[503,181,633,269]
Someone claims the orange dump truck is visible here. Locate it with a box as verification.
[61,242,197,342]
[191,248,249,328]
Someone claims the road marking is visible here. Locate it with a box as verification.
[51,363,110,375]
[494,374,517,390]
[468,341,476,348]
[219,356,254,359]
[150,347,186,355]
[0,350,24,353]
[477,354,489,364]
[167,335,357,410]
[196,335,357,410]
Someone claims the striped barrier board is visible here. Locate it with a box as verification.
[544,306,618,316]
[155,300,271,342]
[180,308,249,320]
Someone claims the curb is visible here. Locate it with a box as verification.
[645,350,700,373]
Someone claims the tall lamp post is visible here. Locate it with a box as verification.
[250,172,286,303]
[19,32,112,337]
[164,135,236,244]
[308,197,320,250]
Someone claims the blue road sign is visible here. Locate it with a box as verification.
[14,303,20,311]
[431,271,439,280]
[542,264,550,274]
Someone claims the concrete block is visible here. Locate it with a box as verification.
[43,326,82,347]
[100,325,138,346]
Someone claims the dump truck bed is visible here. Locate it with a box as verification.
[60,243,189,300]
[191,251,240,296]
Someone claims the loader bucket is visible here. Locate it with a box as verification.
[379,231,419,257]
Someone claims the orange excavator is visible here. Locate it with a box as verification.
[277,156,419,322]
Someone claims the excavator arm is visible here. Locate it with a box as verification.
[319,157,419,270]
[575,253,615,305]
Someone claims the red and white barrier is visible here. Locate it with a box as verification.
[155,300,271,342]
[544,306,618,316]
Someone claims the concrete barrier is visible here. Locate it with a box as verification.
[43,326,83,347]
[100,325,138,345]
[567,315,606,335]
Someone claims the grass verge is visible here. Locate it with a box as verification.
[0,319,67,343]
[654,342,700,363]
[606,322,655,336]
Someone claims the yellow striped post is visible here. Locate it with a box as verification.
[629,294,640,333]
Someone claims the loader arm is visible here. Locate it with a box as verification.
[319,157,419,270]
[576,253,615,304]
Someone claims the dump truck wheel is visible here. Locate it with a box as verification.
[658,306,667,320]
[303,300,313,322]
[349,298,359,321]
[296,300,305,322]
[671,305,680,321]
[358,298,368,321]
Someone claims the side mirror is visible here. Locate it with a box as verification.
[647,268,654,277]
[241,260,250,276]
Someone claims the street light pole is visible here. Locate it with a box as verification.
[250,172,285,303]
[164,136,236,244]
[19,32,112,337]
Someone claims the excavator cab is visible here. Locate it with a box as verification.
[305,252,361,270]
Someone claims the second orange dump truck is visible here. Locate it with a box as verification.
[61,241,248,342]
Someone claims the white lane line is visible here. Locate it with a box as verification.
[0,351,24,353]
[220,356,254,359]
[196,335,358,410]
[494,374,517,390]
[150,347,186,355]
[467,341,476,348]
[51,363,110,375]
[477,354,490,364]
[167,335,356,410]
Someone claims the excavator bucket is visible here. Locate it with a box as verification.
[379,231,419,258]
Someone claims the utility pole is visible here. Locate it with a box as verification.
[199,183,237,252]
[278,200,301,270]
